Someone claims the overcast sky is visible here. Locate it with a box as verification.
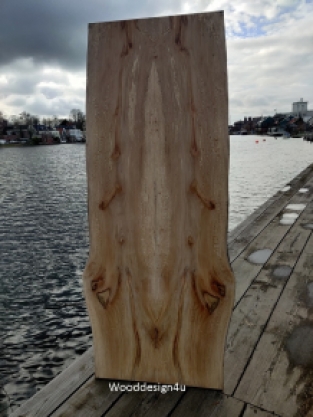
[0,0,312,123]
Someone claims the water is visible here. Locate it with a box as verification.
[1,136,313,414]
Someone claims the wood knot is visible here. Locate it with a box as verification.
[91,276,104,292]
[212,280,226,297]
[97,289,111,309]
[203,292,220,315]
[190,181,215,210]
[190,146,199,157]
[111,145,121,160]
[151,327,162,348]
[190,180,197,193]
[99,184,122,211]
[187,236,194,246]
[119,236,125,245]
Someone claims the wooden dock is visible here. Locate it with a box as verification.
[10,164,313,417]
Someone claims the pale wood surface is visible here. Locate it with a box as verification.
[10,166,313,417]
[85,11,234,389]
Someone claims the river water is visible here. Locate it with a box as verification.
[1,136,313,414]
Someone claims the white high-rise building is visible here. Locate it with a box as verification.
[278,99,313,120]
[292,98,313,118]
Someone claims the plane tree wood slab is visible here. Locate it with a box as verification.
[84,11,234,389]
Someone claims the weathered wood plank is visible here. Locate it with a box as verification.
[242,404,278,417]
[224,200,313,395]
[85,11,234,389]
[10,349,94,417]
[235,233,313,417]
[170,389,245,416]
[232,175,313,304]
[228,165,313,262]
[50,377,122,417]
[104,389,183,417]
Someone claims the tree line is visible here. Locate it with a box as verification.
[0,109,86,131]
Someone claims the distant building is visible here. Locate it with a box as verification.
[280,98,313,119]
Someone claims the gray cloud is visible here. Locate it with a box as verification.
[0,0,312,121]
[0,0,184,70]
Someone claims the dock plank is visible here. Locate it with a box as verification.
[242,405,278,417]
[104,389,183,417]
[224,202,312,395]
[231,175,313,304]
[228,165,313,260]
[10,349,94,417]
[228,165,313,244]
[169,389,244,417]
[50,377,122,417]
[235,233,313,417]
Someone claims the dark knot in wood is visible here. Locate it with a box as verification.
[97,289,111,309]
[203,292,220,315]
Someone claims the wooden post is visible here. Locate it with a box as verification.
[84,11,235,389]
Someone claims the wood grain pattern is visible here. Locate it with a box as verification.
[85,11,234,389]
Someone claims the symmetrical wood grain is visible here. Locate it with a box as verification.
[84,11,234,388]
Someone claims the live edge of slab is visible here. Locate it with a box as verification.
[10,163,313,417]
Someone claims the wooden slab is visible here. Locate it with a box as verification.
[85,11,234,389]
